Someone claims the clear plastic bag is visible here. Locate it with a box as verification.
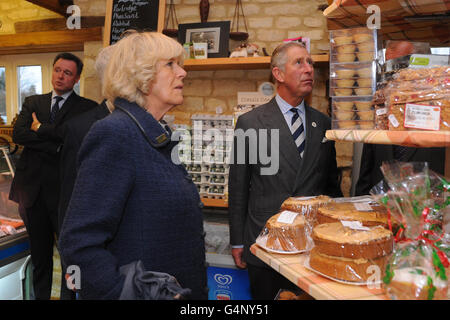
[370,161,449,299]
[309,221,393,283]
[255,196,331,253]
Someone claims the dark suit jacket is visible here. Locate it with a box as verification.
[58,100,110,232]
[9,92,97,209]
[228,98,343,267]
[355,144,446,196]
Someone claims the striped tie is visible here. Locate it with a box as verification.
[50,96,63,123]
[290,108,305,158]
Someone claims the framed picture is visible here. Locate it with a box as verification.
[178,21,230,58]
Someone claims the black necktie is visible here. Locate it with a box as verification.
[50,96,63,123]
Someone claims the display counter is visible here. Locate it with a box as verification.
[250,243,389,300]
[0,146,31,299]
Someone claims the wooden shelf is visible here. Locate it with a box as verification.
[183,54,329,71]
[326,129,450,148]
[201,197,228,208]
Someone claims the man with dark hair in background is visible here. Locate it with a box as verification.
[9,52,97,299]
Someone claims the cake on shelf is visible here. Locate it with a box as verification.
[317,201,390,227]
[261,211,308,252]
[280,195,332,214]
[309,222,393,282]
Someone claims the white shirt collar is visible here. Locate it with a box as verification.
[52,90,73,102]
[275,94,305,115]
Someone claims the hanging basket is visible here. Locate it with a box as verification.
[164,0,179,39]
[229,31,249,41]
[230,0,249,42]
[163,28,178,38]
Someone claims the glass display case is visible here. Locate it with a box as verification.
[0,146,31,300]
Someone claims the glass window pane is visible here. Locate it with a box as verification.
[0,68,5,124]
[17,65,42,112]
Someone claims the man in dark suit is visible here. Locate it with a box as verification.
[228,41,343,300]
[9,52,97,299]
[355,144,446,196]
[57,46,114,300]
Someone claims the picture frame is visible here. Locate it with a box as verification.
[178,21,230,58]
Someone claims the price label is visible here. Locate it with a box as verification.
[341,220,370,231]
[277,210,299,224]
[404,104,440,131]
[353,202,373,211]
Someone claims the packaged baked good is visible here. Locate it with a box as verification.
[388,97,450,131]
[370,162,449,299]
[280,195,332,213]
[257,196,334,253]
[256,210,310,253]
[309,221,393,282]
[316,200,391,227]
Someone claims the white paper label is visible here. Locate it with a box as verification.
[404,104,440,131]
[277,210,299,224]
[353,202,373,211]
[388,114,399,127]
[376,108,387,116]
[341,220,370,231]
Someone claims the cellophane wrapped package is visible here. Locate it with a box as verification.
[370,161,449,299]
[255,195,331,253]
[385,66,450,131]
[309,221,393,283]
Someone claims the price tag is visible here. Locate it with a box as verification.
[376,108,387,116]
[388,114,399,127]
[353,202,373,211]
[341,220,370,231]
[277,210,299,224]
[404,104,440,131]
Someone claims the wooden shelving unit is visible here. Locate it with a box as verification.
[201,197,228,208]
[325,129,450,148]
[183,54,329,71]
[326,129,450,177]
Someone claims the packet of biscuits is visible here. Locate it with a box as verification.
[255,196,331,253]
[370,161,449,299]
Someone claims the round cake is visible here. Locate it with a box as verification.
[264,211,307,252]
[281,195,331,213]
[317,202,389,227]
[310,222,393,282]
[312,222,393,260]
[309,247,389,282]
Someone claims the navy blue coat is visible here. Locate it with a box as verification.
[59,98,207,299]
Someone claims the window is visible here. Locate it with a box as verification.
[0,68,5,124]
[17,65,42,112]
[0,52,84,125]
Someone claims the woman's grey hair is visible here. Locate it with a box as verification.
[95,45,116,84]
[270,41,307,72]
[103,31,184,109]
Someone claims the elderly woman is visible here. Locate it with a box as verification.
[59,32,207,300]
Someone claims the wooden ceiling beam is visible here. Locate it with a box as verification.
[25,0,73,17]
[0,27,103,55]
[14,16,105,33]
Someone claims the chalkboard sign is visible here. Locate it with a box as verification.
[103,0,166,46]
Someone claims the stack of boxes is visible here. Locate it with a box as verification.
[329,27,383,130]
[178,114,234,200]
